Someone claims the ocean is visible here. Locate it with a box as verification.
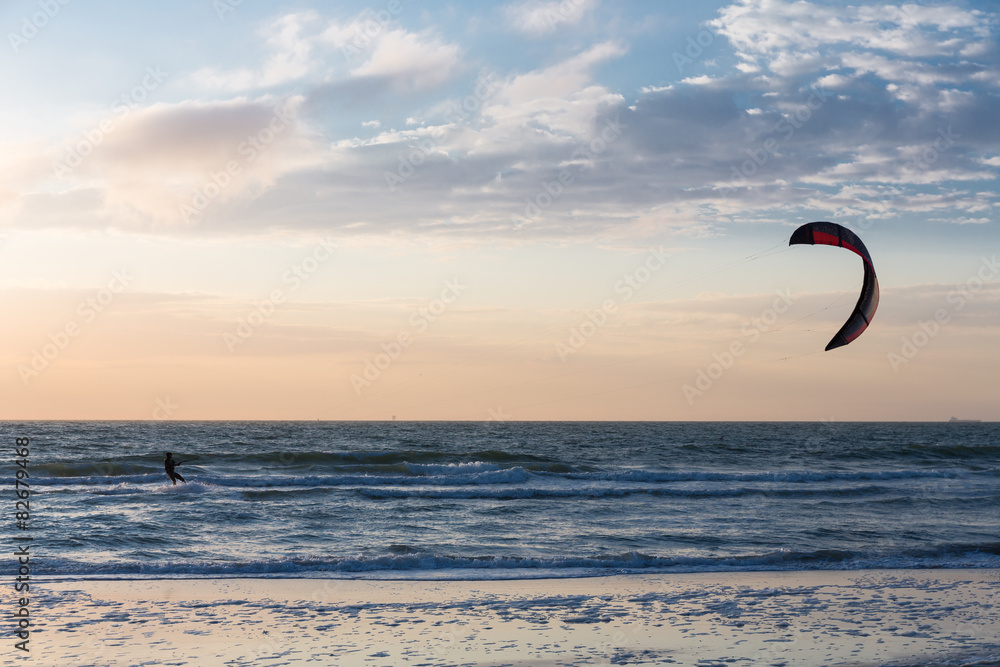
[9,421,1000,580]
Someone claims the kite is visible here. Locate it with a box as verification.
[789,221,879,351]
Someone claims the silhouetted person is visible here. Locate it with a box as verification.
[164,452,186,485]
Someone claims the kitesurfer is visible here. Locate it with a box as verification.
[164,452,186,485]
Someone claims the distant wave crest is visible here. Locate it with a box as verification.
[44,543,1000,579]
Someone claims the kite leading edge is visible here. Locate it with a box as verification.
[789,221,880,351]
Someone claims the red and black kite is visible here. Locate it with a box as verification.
[789,221,879,351]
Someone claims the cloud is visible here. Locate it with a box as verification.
[17,96,320,230]
[190,11,462,97]
[314,0,996,241]
[708,0,995,110]
[505,0,599,36]
[190,13,321,92]
[348,29,462,92]
[815,73,852,89]
[477,41,626,142]
[711,0,986,64]
[6,0,999,244]
[0,140,52,213]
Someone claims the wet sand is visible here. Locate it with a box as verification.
[24,569,1000,666]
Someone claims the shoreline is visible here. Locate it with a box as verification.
[30,563,1000,584]
[25,569,1000,666]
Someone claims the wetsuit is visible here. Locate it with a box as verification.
[165,454,186,485]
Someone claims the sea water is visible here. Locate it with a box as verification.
[7,421,999,580]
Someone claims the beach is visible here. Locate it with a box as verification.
[25,569,1000,666]
[15,422,1000,665]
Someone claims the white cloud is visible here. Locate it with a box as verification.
[681,75,723,87]
[937,216,991,224]
[349,29,461,92]
[189,11,462,96]
[22,96,323,228]
[841,52,960,87]
[506,40,622,98]
[709,0,992,103]
[712,0,984,62]
[478,41,626,145]
[816,73,852,88]
[190,13,320,92]
[7,0,999,245]
[505,0,598,36]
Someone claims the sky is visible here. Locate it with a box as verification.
[1,0,998,421]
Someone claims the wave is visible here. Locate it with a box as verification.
[33,466,991,492]
[553,468,974,483]
[41,543,1000,579]
[354,484,896,500]
[897,442,1000,458]
[32,462,160,477]
[35,467,532,489]
[48,479,921,502]
[404,461,502,475]
[204,449,557,467]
